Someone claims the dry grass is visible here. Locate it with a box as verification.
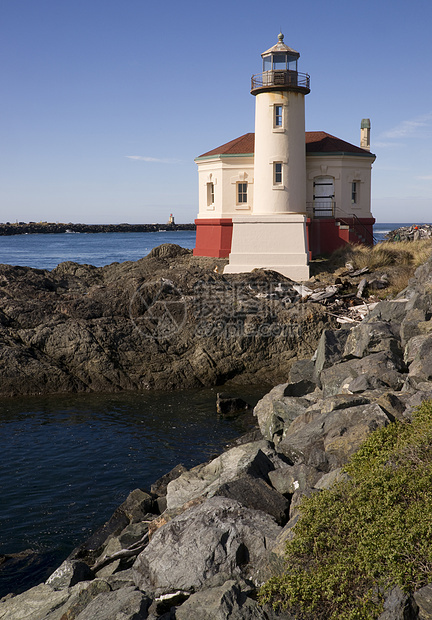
[310,240,432,298]
[344,240,432,271]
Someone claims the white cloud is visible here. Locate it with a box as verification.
[125,155,183,163]
[417,175,432,181]
[380,112,432,140]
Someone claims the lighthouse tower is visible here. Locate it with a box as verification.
[224,33,311,280]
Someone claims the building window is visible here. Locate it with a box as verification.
[274,162,283,185]
[274,105,283,128]
[207,182,214,206]
[237,182,247,204]
[351,181,358,204]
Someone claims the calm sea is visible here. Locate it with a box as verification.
[0,230,197,271]
[0,223,422,597]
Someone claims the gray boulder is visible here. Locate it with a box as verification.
[406,334,432,384]
[150,464,188,498]
[73,585,150,620]
[132,497,281,595]
[413,584,432,619]
[314,327,351,375]
[400,308,429,346]
[175,578,293,620]
[268,463,321,496]
[378,586,418,619]
[45,559,94,590]
[45,579,113,620]
[0,584,72,620]
[0,579,111,620]
[165,441,286,510]
[253,385,309,443]
[278,403,391,470]
[288,358,317,386]
[214,475,290,525]
[314,467,348,490]
[318,393,370,413]
[366,298,409,327]
[343,321,402,360]
[320,352,405,398]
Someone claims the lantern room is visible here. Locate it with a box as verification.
[251,32,310,94]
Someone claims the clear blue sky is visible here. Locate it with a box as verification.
[1,0,431,224]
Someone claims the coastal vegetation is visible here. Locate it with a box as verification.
[259,400,432,619]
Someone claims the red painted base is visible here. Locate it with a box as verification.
[306,217,375,258]
[193,216,375,260]
[193,218,233,258]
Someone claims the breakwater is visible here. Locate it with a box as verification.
[0,222,195,236]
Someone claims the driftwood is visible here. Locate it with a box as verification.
[91,531,150,573]
[334,301,379,324]
[356,278,368,298]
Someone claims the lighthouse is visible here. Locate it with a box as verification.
[224,32,311,280]
[193,34,376,270]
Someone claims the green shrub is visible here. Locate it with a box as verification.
[259,401,432,619]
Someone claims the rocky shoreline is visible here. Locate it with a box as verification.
[386,223,432,242]
[2,250,432,618]
[0,244,336,397]
[0,222,195,235]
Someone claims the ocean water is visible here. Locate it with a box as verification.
[0,224,422,271]
[0,388,265,598]
[0,230,196,271]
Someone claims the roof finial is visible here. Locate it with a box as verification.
[278,30,284,43]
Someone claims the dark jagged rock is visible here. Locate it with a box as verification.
[216,393,252,415]
[214,475,290,526]
[0,245,332,396]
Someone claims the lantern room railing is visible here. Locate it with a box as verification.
[251,70,310,92]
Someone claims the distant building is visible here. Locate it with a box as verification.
[167,213,175,225]
[193,33,376,280]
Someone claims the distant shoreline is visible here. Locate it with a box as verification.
[0,222,196,236]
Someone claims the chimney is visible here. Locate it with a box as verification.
[360,118,371,151]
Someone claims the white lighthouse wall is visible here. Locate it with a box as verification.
[306,154,374,219]
[196,156,254,219]
[253,91,306,214]
[224,213,310,280]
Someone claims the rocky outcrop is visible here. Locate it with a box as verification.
[0,245,332,396]
[4,254,432,618]
[386,223,432,242]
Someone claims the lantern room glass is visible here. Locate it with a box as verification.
[262,53,298,72]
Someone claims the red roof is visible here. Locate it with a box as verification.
[305,131,373,155]
[198,133,255,158]
[197,131,374,158]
